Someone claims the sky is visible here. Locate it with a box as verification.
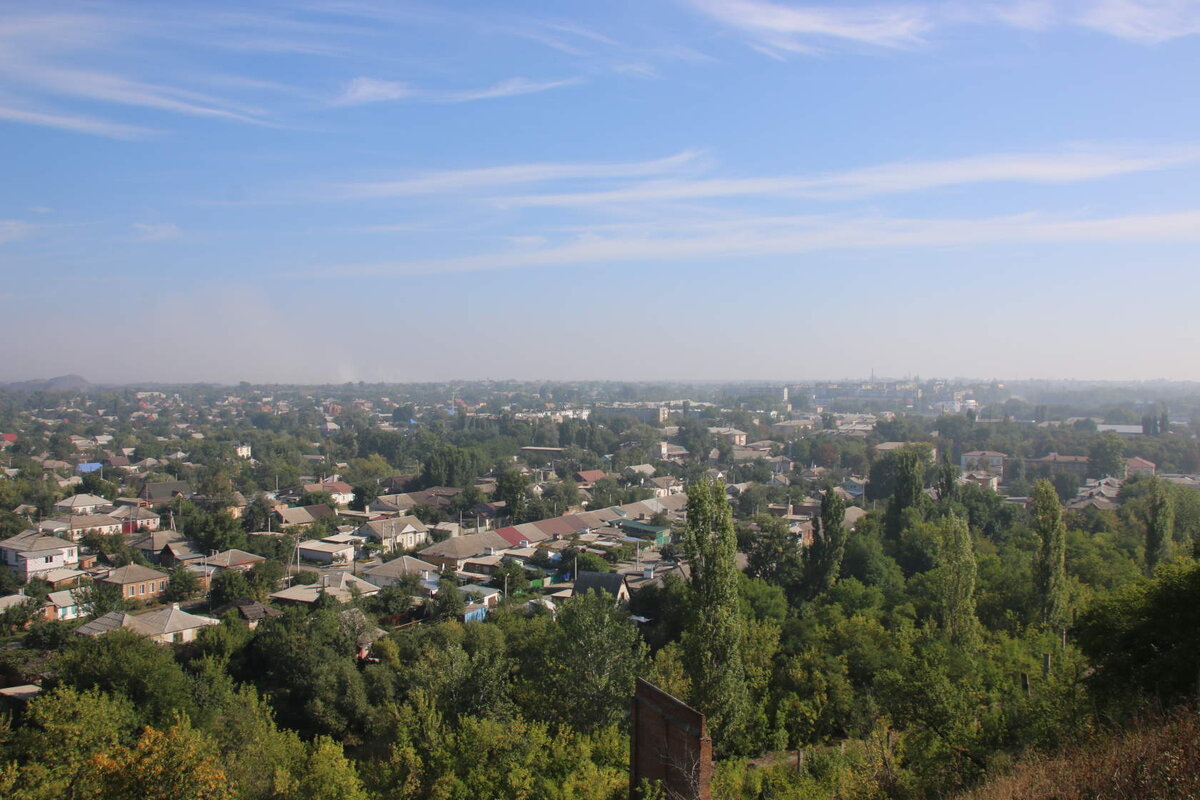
[2,0,1200,384]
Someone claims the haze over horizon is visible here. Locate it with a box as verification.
[3,0,1200,383]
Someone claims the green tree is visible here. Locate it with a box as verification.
[495,469,530,522]
[1031,480,1068,629]
[680,479,752,754]
[5,685,138,800]
[1088,433,1125,479]
[164,564,200,602]
[0,594,43,634]
[55,629,196,726]
[885,447,928,539]
[430,578,465,620]
[803,489,848,599]
[549,590,648,732]
[241,495,275,533]
[209,570,254,607]
[91,717,234,800]
[247,560,285,599]
[745,514,802,596]
[1077,561,1200,710]
[75,579,126,617]
[1144,476,1175,575]
[491,558,528,595]
[297,491,336,509]
[932,515,978,644]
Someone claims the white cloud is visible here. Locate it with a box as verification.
[335,77,412,106]
[685,0,1200,53]
[499,146,1199,206]
[130,222,181,242]
[0,101,153,139]
[334,75,575,106]
[0,220,32,244]
[335,150,703,198]
[436,76,578,102]
[319,208,1200,276]
[685,0,932,53]
[1076,0,1200,41]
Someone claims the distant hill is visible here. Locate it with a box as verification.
[959,711,1200,800]
[2,374,92,392]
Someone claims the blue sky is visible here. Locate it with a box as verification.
[3,0,1200,384]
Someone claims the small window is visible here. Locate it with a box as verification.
[127,586,135,597]
[139,585,145,595]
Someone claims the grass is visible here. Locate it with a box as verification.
[960,709,1200,800]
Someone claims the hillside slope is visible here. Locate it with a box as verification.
[959,711,1200,800]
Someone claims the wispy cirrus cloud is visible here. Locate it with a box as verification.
[334,150,703,198]
[684,0,932,54]
[334,75,577,106]
[0,220,33,245]
[498,146,1200,206]
[1076,0,1200,42]
[129,222,181,242]
[0,101,153,139]
[684,0,1200,54]
[319,207,1200,277]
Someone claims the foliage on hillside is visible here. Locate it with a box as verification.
[957,710,1200,800]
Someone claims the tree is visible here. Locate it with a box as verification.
[164,564,200,602]
[0,594,43,634]
[91,717,234,800]
[369,577,420,617]
[1077,560,1200,709]
[679,479,752,754]
[1088,433,1125,479]
[56,629,196,726]
[492,558,528,595]
[5,685,138,799]
[1144,476,1175,575]
[885,447,928,539]
[247,560,285,600]
[297,491,336,509]
[495,469,529,522]
[550,590,648,732]
[803,489,848,599]
[430,578,465,620]
[242,495,275,533]
[209,570,254,608]
[745,514,802,596]
[75,579,126,617]
[1031,480,1068,630]
[932,515,978,644]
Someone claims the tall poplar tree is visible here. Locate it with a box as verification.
[680,479,752,754]
[1032,479,1068,630]
[1145,477,1175,575]
[803,488,847,599]
[934,514,978,644]
[885,446,928,539]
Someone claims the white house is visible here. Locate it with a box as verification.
[75,605,219,644]
[0,531,80,579]
[960,450,1007,475]
[297,538,355,564]
[362,555,440,593]
[47,589,83,621]
[357,516,430,552]
[60,514,122,540]
[270,571,379,605]
[53,493,110,516]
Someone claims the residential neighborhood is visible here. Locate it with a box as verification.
[0,377,1199,800]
